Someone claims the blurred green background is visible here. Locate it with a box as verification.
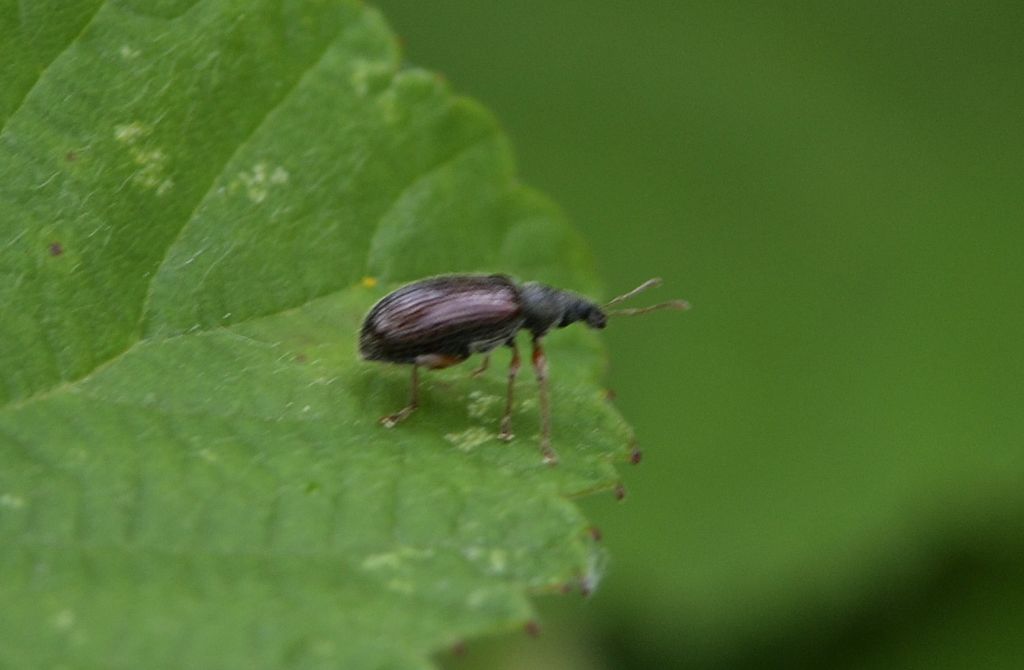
[377,2,1023,668]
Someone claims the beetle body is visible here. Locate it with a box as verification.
[360,273,683,465]
[359,274,604,368]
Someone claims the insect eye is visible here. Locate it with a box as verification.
[587,309,608,329]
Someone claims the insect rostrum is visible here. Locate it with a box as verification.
[359,274,686,465]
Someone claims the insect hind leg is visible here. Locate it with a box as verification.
[531,338,558,465]
[498,343,520,441]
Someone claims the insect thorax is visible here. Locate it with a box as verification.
[518,282,603,336]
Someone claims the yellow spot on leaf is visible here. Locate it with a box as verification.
[0,493,25,509]
[113,122,173,195]
[231,162,289,203]
[114,121,149,144]
[488,549,508,574]
[467,390,499,419]
[444,426,493,452]
[362,552,401,570]
[52,609,75,631]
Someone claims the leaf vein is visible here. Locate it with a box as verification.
[183,132,501,334]
[136,30,353,336]
[0,22,353,414]
[0,1,107,133]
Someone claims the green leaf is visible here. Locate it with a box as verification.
[0,2,633,667]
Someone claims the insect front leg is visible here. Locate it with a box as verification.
[498,342,520,441]
[531,338,558,465]
[380,365,419,428]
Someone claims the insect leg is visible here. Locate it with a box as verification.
[380,365,419,428]
[470,354,490,377]
[498,342,520,441]
[530,338,558,465]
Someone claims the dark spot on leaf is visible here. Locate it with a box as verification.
[65,151,77,162]
[588,526,602,542]
[614,483,627,501]
[629,445,643,465]
[524,620,541,638]
[603,388,616,401]
[450,640,466,656]
[294,353,308,364]
[49,242,64,256]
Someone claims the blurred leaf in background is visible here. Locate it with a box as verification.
[378,0,1024,667]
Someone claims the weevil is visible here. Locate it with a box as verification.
[359,274,687,464]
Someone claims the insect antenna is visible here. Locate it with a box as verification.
[606,278,663,306]
[607,300,690,316]
[605,278,689,317]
